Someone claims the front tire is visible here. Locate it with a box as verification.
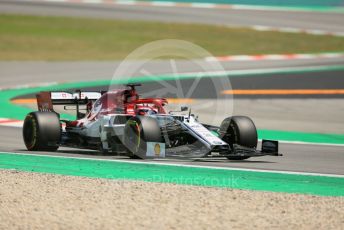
[23,112,61,151]
[123,116,162,159]
[219,116,258,160]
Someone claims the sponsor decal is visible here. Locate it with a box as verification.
[184,121,227,146]
[147,142,165,157]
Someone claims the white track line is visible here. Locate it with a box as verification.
[250,25,344,37]
[0,118,23,128]
[0,82,58,91]
[0,121,23,128]
[273,140,344,147]
[1,151,344,178]
[205,52,344,62]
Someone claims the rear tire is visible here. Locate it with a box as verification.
[124,116,162,159]
[23,112,61,151]
[219,116,257,160]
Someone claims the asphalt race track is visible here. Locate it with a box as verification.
[1,60,344,175]
[0,0,344,175]
[1,58,344,89]
[0,125,343,175]
[1,0,344,33]
[12,67,344,100]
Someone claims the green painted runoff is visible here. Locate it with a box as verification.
[0,153,343,196]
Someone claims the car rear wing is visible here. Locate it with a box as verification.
[36,91,102,112]
[50,91,102,105]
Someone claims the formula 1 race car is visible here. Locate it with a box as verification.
[22,84,281,160]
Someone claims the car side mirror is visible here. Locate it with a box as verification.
[181,106,188,111]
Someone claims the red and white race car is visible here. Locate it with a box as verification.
[22,84,281,160]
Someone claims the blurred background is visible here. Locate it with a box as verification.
[0,0,344,152]
[1,2,344,229]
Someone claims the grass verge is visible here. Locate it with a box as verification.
[0,14,344,60]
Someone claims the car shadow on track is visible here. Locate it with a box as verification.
[193,159,274,163]
[153,158,275,164]
[16,149,276,164]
